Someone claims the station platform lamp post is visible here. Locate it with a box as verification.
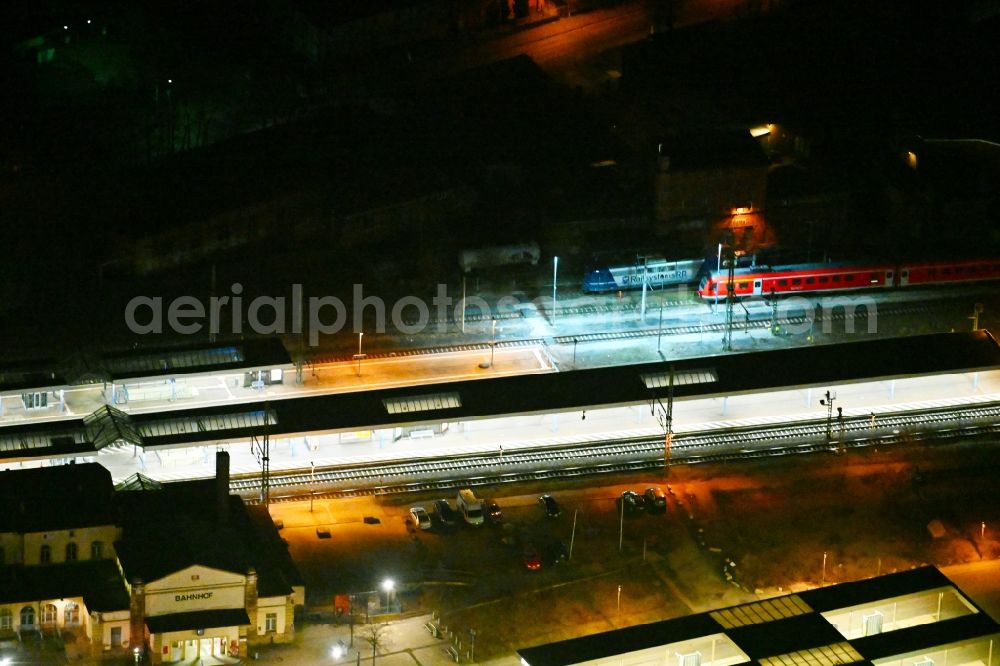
[479,318,497,369]
[353,332,366,377]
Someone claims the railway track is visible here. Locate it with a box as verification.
[314,298,953,362]
[552,300,935,344]
[234,401,1000,503]
[312,337,544,364]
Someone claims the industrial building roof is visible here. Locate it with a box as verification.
[517,567,999,666]
[797,566,953,612]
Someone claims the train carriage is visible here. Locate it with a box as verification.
[696,258,1000,300]
[697,263,895,300]
[583,257,705,293]
[898,259,1000,287]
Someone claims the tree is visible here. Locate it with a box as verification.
[363,622,391,666]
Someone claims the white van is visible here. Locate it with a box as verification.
[456,489,484,526]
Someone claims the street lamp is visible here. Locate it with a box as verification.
[381,579,394,613]
[552,256,559,325]
[714,242,722,312]
[657,296,665,353]
[333,644,345,660]
[133,647,141,665]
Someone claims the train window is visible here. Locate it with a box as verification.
[738,282,749,290]
[832,275,841,283]
[943,267,952,275]
[805,277,815,284]
[819,276,829,283]
[902,270,909,278]
[666,265,675,271]
[869,272,878,282]
[792,278,802,285]
[778,279,788,286]
[929,268,937,276]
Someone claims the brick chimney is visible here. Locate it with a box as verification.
[129,578,145,652]
[245,567,259,641]
[216,451,230,524]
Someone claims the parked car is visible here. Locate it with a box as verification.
[485,500,503,524]
[433,499,457,526]
[409,506,432,530]
[456,488,485,526]
[522,543,542,571]
[539,494,562,518]
[617,490,644,515]
[643,487,667,512]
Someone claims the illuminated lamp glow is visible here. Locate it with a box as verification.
[905,151,918,169]
[732,207,750,215]
[749,125,771,137]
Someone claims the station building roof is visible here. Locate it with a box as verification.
[0,462,116,532]
[114,476,302,597]
[1,332,997,461]
[0,460,301,603]
[0,559,130,612]
[517,567,999,666]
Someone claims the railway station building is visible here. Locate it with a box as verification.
[0,454,303,663]
[518,568,999,666]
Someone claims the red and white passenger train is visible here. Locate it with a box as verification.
[696,258,1000,300]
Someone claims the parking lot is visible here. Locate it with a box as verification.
[273,480,703,596]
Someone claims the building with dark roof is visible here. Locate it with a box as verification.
[518,568,999,666]
[0,463,131,657]
[286,0,454,61]
[0,453,302,663]
[655,130,771,250]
